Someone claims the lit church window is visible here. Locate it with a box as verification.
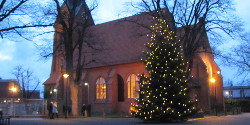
[96,76,106,99]
[127,74,139,98]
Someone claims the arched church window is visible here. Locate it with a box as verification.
[127,74,139,98]
[96,76,106,99]
[117,74,124,102]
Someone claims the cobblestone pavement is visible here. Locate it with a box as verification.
[10,113,250,125]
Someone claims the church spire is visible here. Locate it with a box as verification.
[65,0,95,25]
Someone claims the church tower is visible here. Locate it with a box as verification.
[44,0,95,114]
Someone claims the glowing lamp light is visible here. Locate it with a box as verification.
[217,71,220,74]
[63,73,69,78]
[210,78,216,83]
[84,83,88,86]
[53,89,57,92]
[225,91,229,95]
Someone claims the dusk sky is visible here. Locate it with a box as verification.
[0,0,249,92]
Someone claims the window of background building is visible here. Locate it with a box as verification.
[127,74,139,98]
[240,89,245,98]
[96,76,106,99]
[228,90,233,97]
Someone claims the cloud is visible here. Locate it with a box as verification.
[0,39,16,61]
[235,0,250,29]
[0,53,12,61]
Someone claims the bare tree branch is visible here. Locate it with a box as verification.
[0,0,28,22]
[12,65,40,98]
[0,0,55,39]
[0,23,54,32]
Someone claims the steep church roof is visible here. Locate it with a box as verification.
[82,13,213,69]
[82,13,155,68]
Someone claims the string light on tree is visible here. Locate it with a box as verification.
[130,16,196,122]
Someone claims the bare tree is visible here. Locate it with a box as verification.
[12,65,40,99]
[220,32,250,81]
[130,0,243,72]
[0,0,55,39]
[52,0,97,116]
[224,79,233,87]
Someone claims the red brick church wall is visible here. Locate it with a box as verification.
[82,62,145,114]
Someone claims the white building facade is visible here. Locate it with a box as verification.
[224,86,250,98]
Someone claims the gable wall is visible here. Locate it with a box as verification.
[190,55,211,112]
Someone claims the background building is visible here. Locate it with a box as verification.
[224,86,250,98]
[0,79,19,99]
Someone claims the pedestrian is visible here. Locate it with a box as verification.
[0,108,3,118]
[87,104,91,117]
[52,102,58,119]
[81,104,86,116]
[47,101,53,119]
[63,105,68,118]
[68,105,72,116]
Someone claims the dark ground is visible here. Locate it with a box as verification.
[10,113,250,125]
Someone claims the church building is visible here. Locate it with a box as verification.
[44,0,224,116]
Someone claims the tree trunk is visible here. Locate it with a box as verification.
[70,83,79,116]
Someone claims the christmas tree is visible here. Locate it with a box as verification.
[130,17,196,122]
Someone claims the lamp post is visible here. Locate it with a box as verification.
[84,82,90,117]
[10,86,17,117]
[63,73,69,118]
[210,77,217,116]
[53,88,57,102]
[84,83,90,105]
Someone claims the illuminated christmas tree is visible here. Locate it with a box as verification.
[130,17,196,122]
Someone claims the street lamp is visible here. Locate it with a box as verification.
[225,91,230,97]
[53,88,57,92]
[10,86,17,117]
[63,74,69,79]
[84,83,90,105]
[210,78,216,83]
[53,88,58,103]
[210,78,216,99]
[210,77,217,115]
[11,87,17,93]
[63,73,69,118]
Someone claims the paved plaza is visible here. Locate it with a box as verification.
[10,113,250,125]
